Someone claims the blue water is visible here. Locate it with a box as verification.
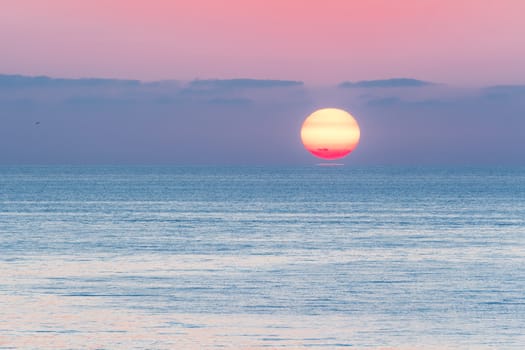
[0,166,524,349]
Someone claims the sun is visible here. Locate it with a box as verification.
[300,108,360,160]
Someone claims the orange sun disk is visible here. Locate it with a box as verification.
[300,108,360,160]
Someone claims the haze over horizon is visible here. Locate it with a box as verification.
[1,73,524,165]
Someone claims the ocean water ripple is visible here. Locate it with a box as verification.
[0,166,524,349]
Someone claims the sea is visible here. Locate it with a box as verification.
[0,166,524,349]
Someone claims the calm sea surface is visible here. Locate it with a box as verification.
[0,166,524,349]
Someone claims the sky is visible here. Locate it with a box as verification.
[2,0,525,85]
[0,1,524,165]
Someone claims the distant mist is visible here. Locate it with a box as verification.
[0,74,524,165]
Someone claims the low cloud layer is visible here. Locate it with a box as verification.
[339,78,434,88]
[188,78,303,89]
[0,74,141,88]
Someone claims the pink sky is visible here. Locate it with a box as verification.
[1,0,524,85]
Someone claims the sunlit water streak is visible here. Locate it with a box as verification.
[0,166,524,349]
